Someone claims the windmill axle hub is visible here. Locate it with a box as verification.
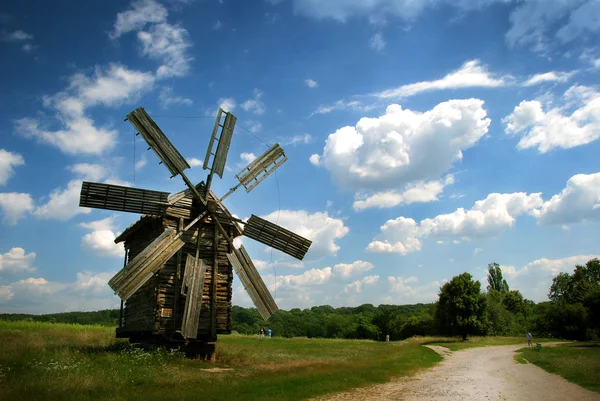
[207,200,218,213]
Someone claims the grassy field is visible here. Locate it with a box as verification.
[0,321,442,401]
[518,343,600,392]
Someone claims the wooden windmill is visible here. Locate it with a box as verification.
[79,107,312,358]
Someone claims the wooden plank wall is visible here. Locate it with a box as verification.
[121,217,164,333]
[121,190,237,340]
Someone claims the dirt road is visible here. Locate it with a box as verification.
[313,344,600,401]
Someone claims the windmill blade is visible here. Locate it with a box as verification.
[79,181,170,216]
[203,108,237,179]
[181,255,207,339]
[109,228,185,300]
[243,215,312,261]
[236,143,287,193]
[227,246,278,320]
[126,107,190,178]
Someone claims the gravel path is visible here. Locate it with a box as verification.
[311,344,600,401]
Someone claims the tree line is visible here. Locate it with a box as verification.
[1,258,597,341]
[233,258,600,341]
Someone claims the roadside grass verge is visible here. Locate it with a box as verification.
[518,343,600,393]
[0,321,441,401]
[416,336,557,351]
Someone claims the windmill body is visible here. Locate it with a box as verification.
[113,184,241,344]
[79,107,312,358]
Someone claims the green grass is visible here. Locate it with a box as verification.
[424,336,556,351]
[518,343,600,393]
[513,354,528,364]
[0,321,442,401]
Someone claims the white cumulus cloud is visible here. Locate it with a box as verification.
[0,248,36,275]
[0,149,25,185]
[80,216,124,258]
[534,172,600,226]
[503,85,600,153]
[353,175,454,211]
[368,192,543,255]
[0,193,34,225]
[261,210,349,260]
[311,99,490,191]
[333,260,374,280]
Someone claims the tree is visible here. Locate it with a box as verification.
[503,290,526,315]
[487,262,509,293]
[436,272,487,340]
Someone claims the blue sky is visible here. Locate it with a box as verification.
[1,0,599,313]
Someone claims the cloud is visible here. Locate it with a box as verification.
[278,1,599,53]
[241,89,266,115]
[343,275,379,294]
[523,71,577,86]
[534,172,600,226]
[158,86,193,108]
[110,0,168,38]
[80,216,124,258]
[353,175,454,211]
[369,32,386,51]
[218,97,236,112]
[502,254,600,302]
[305,79,318,88]
[33,180,91,220]
[0,193,34,225]
[503,85,600,153]
[0,149,25,185]
[187,157,203,167]
[277,267,333,286]
[245,120,263,133]
[111,0,192,78]
[310,99,377,115]
[367,192,543,254]
[1,29,33,42]
[0,272,119,313]
[384,276,441,304]
[16,64,155,155]
[0,248,36,275]
[240,152,257,163]
[279,134,313,146]
[474,247,483,255]
[137,23,192,78]
[213,20,222,30]
[261,210,349,260]
[372,60,509,99]
[311,99,490,191]
[68,163,108,181]
[333,260,374,280]
[282,0,503,23]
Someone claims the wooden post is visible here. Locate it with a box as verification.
[211,223,218,339]
[119,248,128,328]
[173,217,184,336]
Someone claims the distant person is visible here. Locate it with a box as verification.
[526,332,532,347]
[259,328,264,339]
[386,334,390,342]
[267,328,272,339]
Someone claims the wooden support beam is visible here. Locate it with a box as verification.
[173,217,184,337]
[211,223,219,339]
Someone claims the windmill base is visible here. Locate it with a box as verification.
[182,342,216,361]
[116,329,216,361]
